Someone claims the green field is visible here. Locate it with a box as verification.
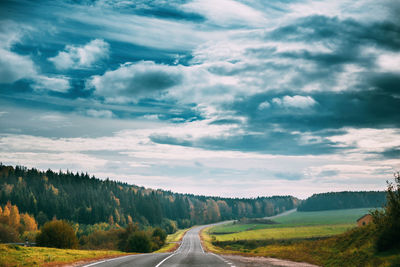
[211,224,354,241]
[210,207,375,236]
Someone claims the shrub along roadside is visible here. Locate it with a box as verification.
[36,220,78,249]
[118,223,167,253]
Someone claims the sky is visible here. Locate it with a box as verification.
[0,0,399,199]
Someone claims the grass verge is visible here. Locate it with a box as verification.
[0,244,129,267]
[154,228,191,253]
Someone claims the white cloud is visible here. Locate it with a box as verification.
[0,21,72,92]
[181,0,266,27]
[63,8,208,51]
[31,75,70,92]
[272,95,317,109]
[49,39,109,70]
[39,114,68,123]
[258,101,271,110]
[377,53,400,73]
[327,128,400,153]
[89,61,183,102]
[0,48,36,83]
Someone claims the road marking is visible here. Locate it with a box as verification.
[82,255,137,267]
[209,253,234,267]
[154,253,177,267]
[154,229,189,267]
[198,236,205,253]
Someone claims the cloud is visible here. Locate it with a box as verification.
[258,101,271,110]
[89,61,183,102]
[272,95,317,109]
[48,39,109,70]
[0,48,36,83]
[86,109,114,119]
[31,75,70,93]
[275,172,305,181]
[181,0,266,27]
[377,53,400,73]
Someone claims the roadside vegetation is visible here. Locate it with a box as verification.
[202,173,400,266]
[155,228,190,253]
[0,244,128,267]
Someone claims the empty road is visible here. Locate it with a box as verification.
[82,223,236,267]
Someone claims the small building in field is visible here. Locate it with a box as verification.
[357,214,373,227]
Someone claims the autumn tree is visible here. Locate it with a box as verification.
[21,213,38,231]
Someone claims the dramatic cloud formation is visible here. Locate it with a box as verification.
[0,0,399,197]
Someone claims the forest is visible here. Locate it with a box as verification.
[0,164,299,229]
[297,191,386,211]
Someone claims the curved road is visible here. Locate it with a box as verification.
[82,224,236,267]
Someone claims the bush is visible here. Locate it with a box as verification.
[80,228,122,250]
[36,220,78,249]
[161,219,177,234]
[372,172,400,251]
[0,223,20,242]
[126,231,152,252]
[152,227,167,250]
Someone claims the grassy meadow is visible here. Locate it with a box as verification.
[208,208,373,242]
[211,224,354,241]
[211,208,373,235]
[0,244,129,267]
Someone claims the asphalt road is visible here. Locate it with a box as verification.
[82,223,237,267]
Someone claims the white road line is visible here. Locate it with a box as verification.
[209,253,234,267]
[82,255,137,267]
[154,230,188,267]
[154,253,177,267]
[198,235,205,254]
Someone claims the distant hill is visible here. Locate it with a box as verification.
[298,191,386,211]
[0,164,299,227]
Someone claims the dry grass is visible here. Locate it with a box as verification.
[0,244,128,267]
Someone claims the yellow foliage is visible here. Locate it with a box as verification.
[9,205,21,228]
[21,213,38,231]
[0,202,38,234]
[127,215,133,224]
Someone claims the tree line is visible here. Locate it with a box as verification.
[0,164,299,230]
[298,191,386,211]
